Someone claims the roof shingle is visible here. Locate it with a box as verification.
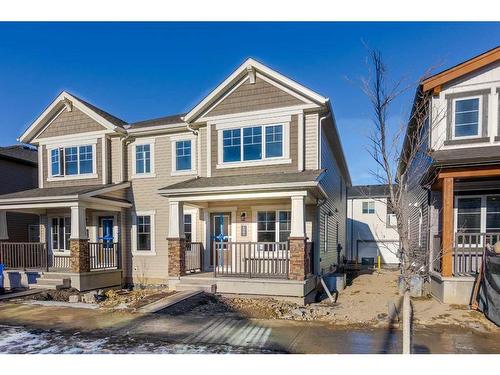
[0,145,38,165]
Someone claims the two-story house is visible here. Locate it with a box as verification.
[400,46,500,304]
[0,58,350,302]
[347,185,400,267]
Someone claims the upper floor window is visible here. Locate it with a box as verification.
[176,140,192,171]
[362,201,375,214]
[453,97,480,138]
[222,124,285,164]
[135,144,151,174]
[49,145,94,178]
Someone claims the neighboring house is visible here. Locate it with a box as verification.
[347,185,400,266]
[0,145,39,242]
[0,58,351,302]
[400,46,500,304]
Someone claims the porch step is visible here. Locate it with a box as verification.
[31,276,71,290]
[175,282,217,293]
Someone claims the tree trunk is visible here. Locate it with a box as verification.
[402,289,411,354]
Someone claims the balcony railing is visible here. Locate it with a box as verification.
[0,242,48,270]
[89,242,119,270]
[185,242,203,273]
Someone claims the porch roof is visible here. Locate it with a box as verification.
[159,169,325,195]
[431,146,500,167]
[0,182,131,207]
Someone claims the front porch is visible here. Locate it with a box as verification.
[430,165,500,304]
[0,183,130,291]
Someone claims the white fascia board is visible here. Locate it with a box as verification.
[184,58,328,123]
[20,91,125,144]
[0,195,80,204]
[167,190,309,203]
[159,181,320,196]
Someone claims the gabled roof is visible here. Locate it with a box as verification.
[422,45,500,93]
[19,91,127,143]
[183,58,329,123]
[0,145,37,165]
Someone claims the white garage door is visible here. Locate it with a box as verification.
[358,241,400,265]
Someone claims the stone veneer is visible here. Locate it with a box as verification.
[70,239,90,273]
[289,237,307,281]
[168,237,186,278]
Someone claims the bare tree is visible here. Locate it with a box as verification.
[360,49,440,354]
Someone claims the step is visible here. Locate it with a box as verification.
[175,283,216,293]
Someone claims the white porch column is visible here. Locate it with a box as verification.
[168,200,185,238]
[290,195,306,238]
[0,210,8,240]
[70,205,87,239]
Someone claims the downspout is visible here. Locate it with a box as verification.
[187,123,198,135]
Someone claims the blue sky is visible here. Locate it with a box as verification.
[0,22,499,184]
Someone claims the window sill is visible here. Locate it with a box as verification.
[216,158,292,169]
[53,251,70,256]
[444,137,490,146]
[47,173,98,182]
[132,251,157,256]
[171,169,198,177]
[131,173,157,180]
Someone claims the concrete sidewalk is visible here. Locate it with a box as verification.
[0,302,499,353]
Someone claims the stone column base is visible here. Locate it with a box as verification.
[168,237,186,278]
[70,239,90,273]
[289,237,307,281]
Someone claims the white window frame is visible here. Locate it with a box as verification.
[362,200,375,214]
[216,122,291,169]
[170,134,197,176]
[454,195,485,247]
[451,95,482,140]
[252,208,292,243]
[183,207,198,242]
[132,210,156,255]
[48,215,71,254]
[46,141,98,181]
[132,138,156,179]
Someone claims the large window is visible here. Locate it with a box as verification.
[257,210,291,243]
[222,124,285,164]
[184,214,192,243]
[457,197,481,234]
[136,215,151,251]
[51,217,71,252]
[176,140,192,171]
[49,145,94,177]
[454,97,480,138]
[362,201,375,214]
[135,144,151,174]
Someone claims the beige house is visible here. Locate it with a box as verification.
[0,58,350,302]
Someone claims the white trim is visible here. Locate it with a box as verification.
[207,124,212,177]
[297,112,304,171]
[183,58,328,123]
[170,190,308,203]
[451,95,483,140]
[47,174,98,182]
[213,115,292,128]
[48,214,72,253]
[102,135,107,184]
[251,206,292,243]
[131,138,156,179]
[216,122,290,168]
[183,207,198,242]
[21,91,125,144]
[35,107,67,142]
[38,146,43,188]
[37,130,111,146]
[131,210,156,256]
[170,134,198,176]
[126,123,186,134]
[204,105,313,124]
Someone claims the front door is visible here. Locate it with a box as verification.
[98,216,114,248]
[210,213,231,267]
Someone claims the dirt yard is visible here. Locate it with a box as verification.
[169,269,497,332]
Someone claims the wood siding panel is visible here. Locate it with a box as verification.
[305,113,319,170]
[110,136,122,183]
[37,107,106,138]
[199,127,207,177]
[206,77,304,117]
[210,114,299,177]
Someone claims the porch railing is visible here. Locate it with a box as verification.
[0,242,48,270]
[452,233,499,276]
[52,253,71,270]
[89,242,119,270]
[185,242,203,273]
[213,241,290,279]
